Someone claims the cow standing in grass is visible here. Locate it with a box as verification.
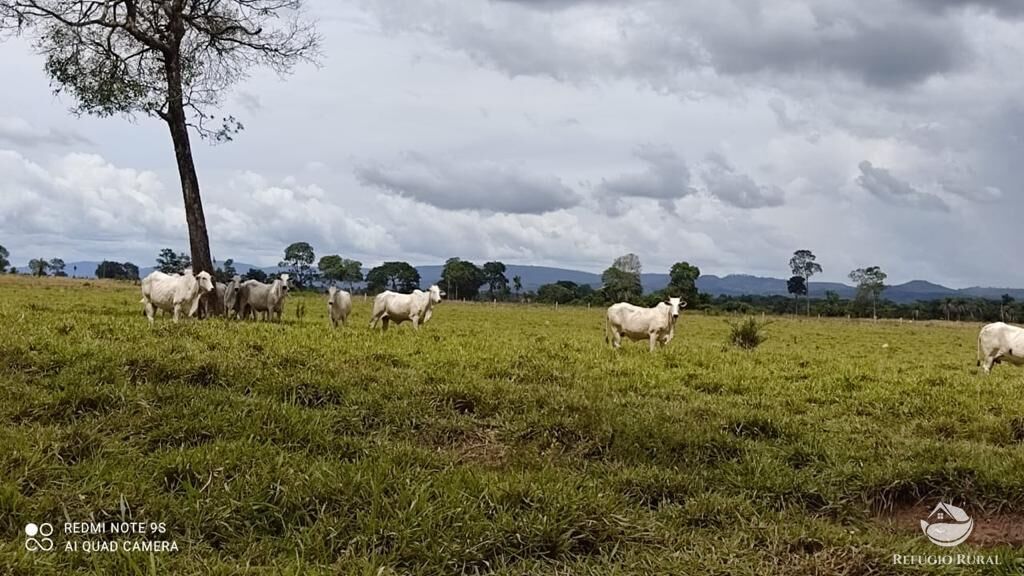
[140,269,214,324]
[327,286,352,328]
[606,297,686,352]
[223,276,243,319]
[240,274,291,321]
[978,322,1024,373]
[369,285,444,332]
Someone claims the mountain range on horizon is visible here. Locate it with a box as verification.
[17,260,1024,304]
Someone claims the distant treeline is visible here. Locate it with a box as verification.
[524,286,1022,322]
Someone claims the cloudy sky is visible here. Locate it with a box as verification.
[1,0,1022,286]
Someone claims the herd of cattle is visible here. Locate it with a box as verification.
[138,268,446,333]
[135,268,1024,365]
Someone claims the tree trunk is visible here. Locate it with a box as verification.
[164,56,219,316]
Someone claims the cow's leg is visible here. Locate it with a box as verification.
[412,315,421,331]
[144,301,155,325]
[173,303,182,323]
[649,332,658,352]
[381,317,390,332]
[612,330,622,350]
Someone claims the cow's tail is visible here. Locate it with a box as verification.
[977,329,983,367]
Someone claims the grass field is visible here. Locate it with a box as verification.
[2,275,1023,575]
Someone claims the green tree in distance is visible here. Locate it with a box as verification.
[602,253,643,303]
[366,262,420,293]
[281,242,316,288]
[789,250,822,315]
[668,261,700,303]
[849,266,887,319]
[482,261,509,298]
[787,275,807,314]
[156,248,191,274]
[28,258,49,276]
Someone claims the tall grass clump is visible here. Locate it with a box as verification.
[727,317,769,349]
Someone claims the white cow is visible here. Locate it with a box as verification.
[327,286,353,328]
[240,273,291,321]
[606,297,686,352]
[223,275,243,319]
[140,269,214,324]
[369,285,444,331]
[977,322,1024,373]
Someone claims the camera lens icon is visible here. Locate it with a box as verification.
[25,522,54,552]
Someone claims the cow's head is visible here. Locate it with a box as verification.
[279,273,292,293]
[429,284,444,304]
[196,271,214,293]
[663,296,685,320]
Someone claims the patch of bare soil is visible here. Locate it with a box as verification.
[882,503,1024,548]
[451,428,509,468]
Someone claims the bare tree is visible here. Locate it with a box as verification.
[1,0,319,308]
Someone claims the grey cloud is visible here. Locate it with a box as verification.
[703,18,967,88]
[354,152,581,214]
[595,145,695,215]
[910,0,1024,18]
[940,180,1002,202]
[0,117,92,148]
[365,1,970,90]
[700,153,785,209]
[855,161,948,211]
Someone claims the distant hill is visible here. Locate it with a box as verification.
[16,260,1024,303]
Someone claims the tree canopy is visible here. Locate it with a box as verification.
[156,248,191,274]
[28,258,49,276]
[281,242,316,287]
[849,266,887,319]
[96,261,139,281]
[602,254,643,303]
[668,261,700,303]
[482,261,509,297]
[366,262,420,293]
[440,258,485,300]
[319,255,363,289]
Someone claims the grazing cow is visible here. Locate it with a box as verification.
[140,269,214,324]
[327,286,353,328]
[606,297,686,352]
[369,285,444,331]
[223,275,243,318]
[240,273,291,321]
[977,322,1024,373]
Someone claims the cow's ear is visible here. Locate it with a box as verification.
[680,300,688,308]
